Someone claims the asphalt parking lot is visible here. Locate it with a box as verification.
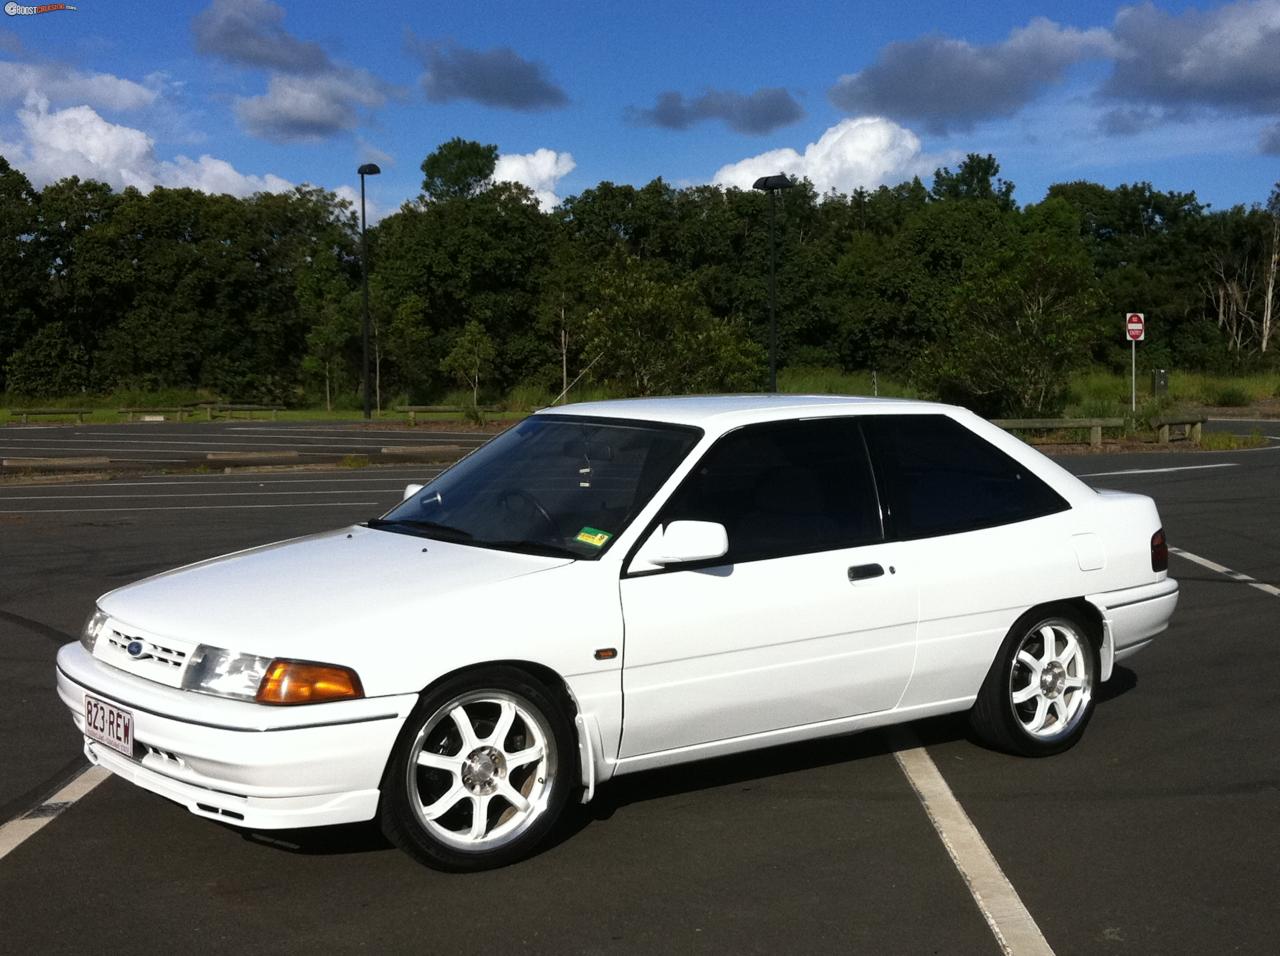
[1,427,1277,954]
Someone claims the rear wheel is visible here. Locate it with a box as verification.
[970,607,1098,756]
[380,667,574,871]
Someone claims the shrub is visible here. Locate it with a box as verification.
[1207,385,1251,407]
[4,323,88,398]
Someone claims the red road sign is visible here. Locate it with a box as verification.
[1126,313,1145,342]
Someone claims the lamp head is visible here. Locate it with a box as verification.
[752,173,794,192]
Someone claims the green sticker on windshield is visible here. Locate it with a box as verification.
[575,527,612,548]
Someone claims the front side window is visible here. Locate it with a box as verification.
[374,415,701,559]
[658,418,883,565]
[862,415,1068,539]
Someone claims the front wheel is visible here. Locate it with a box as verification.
[380,667,574,871]
[969,607,1099,757]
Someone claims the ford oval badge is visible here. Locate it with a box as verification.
[126,640,144,657]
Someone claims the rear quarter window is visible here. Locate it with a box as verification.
[863,415,1068,539]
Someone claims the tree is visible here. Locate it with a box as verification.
[441,320,496,406]
[383,292,433,400]
[5,322,89,397]
[301,299,359,411]
[1202,206,1269,355]
[581,256,764,395]
[420,138,499,202]
[1262,182,1279,353]
[911,199,1096,416]
[0,156,42,391]
[931,154,1017,210]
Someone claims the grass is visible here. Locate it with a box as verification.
[4,367,1276,427]
[1064,369,1280,419]
[1199,430,1269,451]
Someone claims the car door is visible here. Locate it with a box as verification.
[617,418,918,759]
[860,414,1079,710]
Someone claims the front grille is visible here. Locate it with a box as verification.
[95,621,197,689]
[105,630,188,670]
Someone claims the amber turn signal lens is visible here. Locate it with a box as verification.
[255,660,364,705]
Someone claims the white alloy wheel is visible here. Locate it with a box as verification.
[969,607,1099,756]
[405,689,558,853]
[1008,620,1093,741]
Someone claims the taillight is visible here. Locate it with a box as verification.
[1151,528,1168,572]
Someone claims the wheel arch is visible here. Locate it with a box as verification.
[376,659,586,803]
[414,659,581,720]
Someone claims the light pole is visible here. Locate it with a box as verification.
[752,173,794,392]
[357,162,381,419]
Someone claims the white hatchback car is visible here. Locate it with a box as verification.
[58,396,1178,870]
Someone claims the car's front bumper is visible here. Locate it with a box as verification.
[56,643,418,829]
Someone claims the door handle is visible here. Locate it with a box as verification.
[848,563,884,582]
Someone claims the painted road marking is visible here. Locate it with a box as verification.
[0,442,450,454]
[1080,463,1238,477]
[0,473,441,493]
[0,501,381,514]
[0,767,109,862]
[895,743,1054,956]
[1,456,188,463]
[0,490,405,500]
[1170,548,1280,597]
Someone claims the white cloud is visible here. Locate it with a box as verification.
[333,184,382,224]
[3,95,291,197]
[493,147,575,208]
[234,70,387,142]
[712,116,942,194]
[0,60,158,111]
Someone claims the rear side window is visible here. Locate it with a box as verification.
[659,418,883,564]
[863,415,1068,539]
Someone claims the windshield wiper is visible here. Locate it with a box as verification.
[483,539,581,559]
[366,517,473,540]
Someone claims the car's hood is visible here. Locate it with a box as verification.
[98,525,573,656]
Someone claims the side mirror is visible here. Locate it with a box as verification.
[653,520,729,565]
[402,483,424,501]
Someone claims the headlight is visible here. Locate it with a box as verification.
[182,645,364,705]
[80,609,108,652]
[182,645,273,702]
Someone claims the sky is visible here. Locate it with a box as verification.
[1,0,1278,219]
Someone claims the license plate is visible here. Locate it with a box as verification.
[84,693,134,757]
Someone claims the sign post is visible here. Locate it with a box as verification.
[1126,313,1145,411]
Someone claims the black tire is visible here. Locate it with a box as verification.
[969,605,1099,757]
[379,666,575,871]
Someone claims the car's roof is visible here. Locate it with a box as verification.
[537,394,951,429]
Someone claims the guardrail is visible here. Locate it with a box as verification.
[395,404,502,424]
[992,417,1126,448]
[1149,415,1205,443]
[118,405,202,422]
[9,408,95,424]
[198,403,285,421]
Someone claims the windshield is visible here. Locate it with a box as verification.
[373,415,701,559]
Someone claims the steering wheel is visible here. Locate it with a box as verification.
[497,489,562,543]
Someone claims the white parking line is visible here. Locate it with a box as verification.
[895,744,1055,956]
[0,767,109,862]
[1,456,188,463]
[0,472,440,492]
[0,501,380,514]
[1080,463,1238,477]
[1170,548,1280,597]
[0,490,403,501]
